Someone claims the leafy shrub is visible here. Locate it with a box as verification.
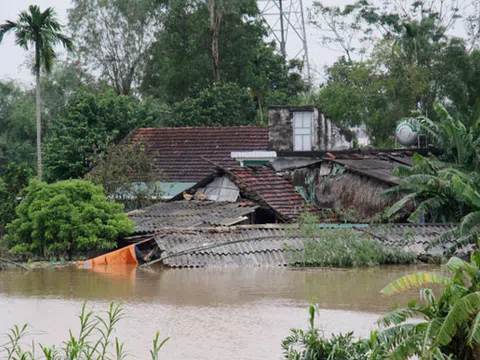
[4,180,133,259]
[282,304,372,360]
[2,303,168,360]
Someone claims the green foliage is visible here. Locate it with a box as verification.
[309,1,480,144]
[4,180,133,260]
[0,163,34,238]
[142,0,307,107]
[376,253,480,359]
[291,213,417,267]
[165,82,258,127]
[0,5,73,75]
[282,304,372,360]
[384,105,480,251]
[2,303,168,359]
[68,0,160,95]
[43,90,164,182]
[285,252,480,360]
[0,81,37,169]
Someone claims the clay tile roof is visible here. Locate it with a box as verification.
[224,166,307,221]
[126,127,269,182]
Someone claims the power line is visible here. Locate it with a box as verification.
[258,0,311,81]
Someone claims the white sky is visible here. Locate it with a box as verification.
[0,0,470,87]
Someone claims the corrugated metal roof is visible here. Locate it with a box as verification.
[154,227,303,268]
[361,223,458,257]
[129,201,258,233]
[150,224,460,268]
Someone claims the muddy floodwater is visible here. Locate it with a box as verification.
[0,265,438,359]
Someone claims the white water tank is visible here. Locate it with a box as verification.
[396,121,419,146]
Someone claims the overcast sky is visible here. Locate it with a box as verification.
[0,0,469,87]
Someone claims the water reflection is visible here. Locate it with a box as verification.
[0,265,439,311]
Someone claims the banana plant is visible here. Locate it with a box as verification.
[375,253,480,360]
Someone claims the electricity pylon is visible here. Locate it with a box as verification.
[258,0,311,80]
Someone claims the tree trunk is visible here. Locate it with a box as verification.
[35,48,43,182]
[208,0,222,83]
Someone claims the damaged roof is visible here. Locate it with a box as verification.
[129,200,258,233]
[174,166,309,221]
[126,127,269,182]
[327,158,404,185]
[361,223,459,257]
[225,167,308,221]
[150,224,459,268]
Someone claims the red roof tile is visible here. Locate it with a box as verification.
[224,166,307,221]
[127,127,269,182]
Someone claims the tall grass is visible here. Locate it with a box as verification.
[1,303,168,360]
[289,213,417,267]
[290,229,417,267]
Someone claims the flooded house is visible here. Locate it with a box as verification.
[121,105,432,222]
[81,106,459,268]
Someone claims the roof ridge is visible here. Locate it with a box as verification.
[137,126,267,130]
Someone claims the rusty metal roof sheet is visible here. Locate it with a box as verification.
[129,201,258,233]
[150,224,459,268]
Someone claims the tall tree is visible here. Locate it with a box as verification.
[68,0,161,95]
[0,5,73,182]
[43,90,163,182]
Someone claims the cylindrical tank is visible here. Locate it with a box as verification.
[396,121,419,146]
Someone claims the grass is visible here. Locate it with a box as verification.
[289,227,417,267]
[1,303,168,360]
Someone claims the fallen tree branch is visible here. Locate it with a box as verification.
[0,257,30,271]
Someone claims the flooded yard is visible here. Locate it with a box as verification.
[0,265,436,359]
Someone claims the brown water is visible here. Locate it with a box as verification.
[0,265,437,359]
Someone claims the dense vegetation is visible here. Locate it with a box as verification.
[383,103,480,252]
[290,214,417,267]
[283,251,480,359]
[4,180,133,260]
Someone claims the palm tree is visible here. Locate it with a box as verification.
[0,5,73,182]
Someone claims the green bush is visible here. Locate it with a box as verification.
[4,180,133,259]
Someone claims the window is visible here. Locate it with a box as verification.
[293,111,313,151]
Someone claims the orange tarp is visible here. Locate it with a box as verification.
[76,244,138,267]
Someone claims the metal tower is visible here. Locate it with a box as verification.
[258,0,311,80]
